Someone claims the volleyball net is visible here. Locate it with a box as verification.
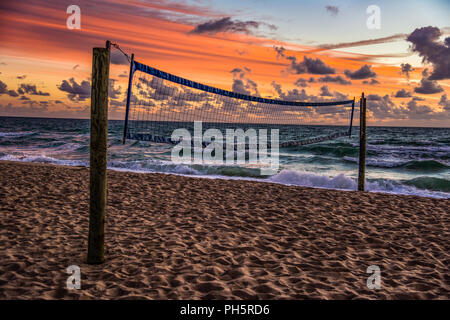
[122,58,356,148]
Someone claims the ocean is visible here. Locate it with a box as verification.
[1,116,449,199]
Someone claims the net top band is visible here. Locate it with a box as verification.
[133,61,354,107]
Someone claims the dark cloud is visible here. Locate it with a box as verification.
[318,75,351,85]
[362,78,379,85]
[0,102,49,117]
[406,26,450,80]
[405,99,434,119]
[108,79,122,100]
[0,80,18,97]
[19,96,30,100]
[325,5,339,17]
[309,34,407,53]
[73,64,80,71]
[17,75,27,80]
[400,63,414,79]
[57,78,91,101]
[366,94,403,119]
[294,78,309,87]
[190,17,277,35]
[230,67,259,96]
[274,46,285,59]
[319,85,333,97]
[17,84,50,96]
[110,50,130,66]
[271,81,310,102]
[414,77,443,94]
[394,89,412,98]
[344,65,376,79]
[231,79,251,95]
[286,56,335,75]
[439,94,450,111]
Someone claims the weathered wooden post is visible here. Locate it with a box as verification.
[358,93,367,191]
[87,41,110,264]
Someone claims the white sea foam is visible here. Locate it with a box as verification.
[0,131,36,137]
[1,153,448,199]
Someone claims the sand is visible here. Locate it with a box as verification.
[0,160,448,299]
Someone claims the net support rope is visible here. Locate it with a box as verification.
[120,55,357,147]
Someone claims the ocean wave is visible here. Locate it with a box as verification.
[343,157,450,171]
[268,170,449,198]
[1,153,448,198]
[0,154,87,166]
[286,142,360,157]
[0,131,37,137]
[404,177,450,193]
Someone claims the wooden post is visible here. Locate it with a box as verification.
[358,93,367,192]
[87,41,110,264]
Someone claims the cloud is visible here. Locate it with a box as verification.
[110,50,130,66]
[400,63,414,79]
[230,67,259,96]
[344,65,376,79]
[438,94,450,111]
[294,78,309,87]
[73,64,80,71]
[319,85,333,97]
[366,94,403,119]
[17,84,50,96]
[414,77,443,94]
[109,79,122,100]
[17,75,27,80]
[190,17,276,35]
[0,80,19,97]
[57,78,91,101]
[318,75,351,85]
[309,34,407,53]
[406,26,450,80]
[325,5,339,17]
[362,78,379,85]
[274,46,286,59]
[286,56,335,75]
[271,81,310,101]
[394,89,412,98]
[405,99,434,119]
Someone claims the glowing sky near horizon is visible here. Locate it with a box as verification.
[0,0,449,126]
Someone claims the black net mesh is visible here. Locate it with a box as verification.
[124,61,356,147]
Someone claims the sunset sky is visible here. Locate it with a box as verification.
[0,0,449,126]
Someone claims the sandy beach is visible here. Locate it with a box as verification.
[0,160,448,299]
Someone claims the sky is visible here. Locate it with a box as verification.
[0,0,449,127]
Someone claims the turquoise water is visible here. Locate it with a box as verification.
[0,116,449,198]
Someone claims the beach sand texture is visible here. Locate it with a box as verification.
[0,161,448,299]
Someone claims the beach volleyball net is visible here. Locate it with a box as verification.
[122,58,356,147]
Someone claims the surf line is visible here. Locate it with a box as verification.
[180,304,214,317]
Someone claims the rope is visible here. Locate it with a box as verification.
[110,41,131,63]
